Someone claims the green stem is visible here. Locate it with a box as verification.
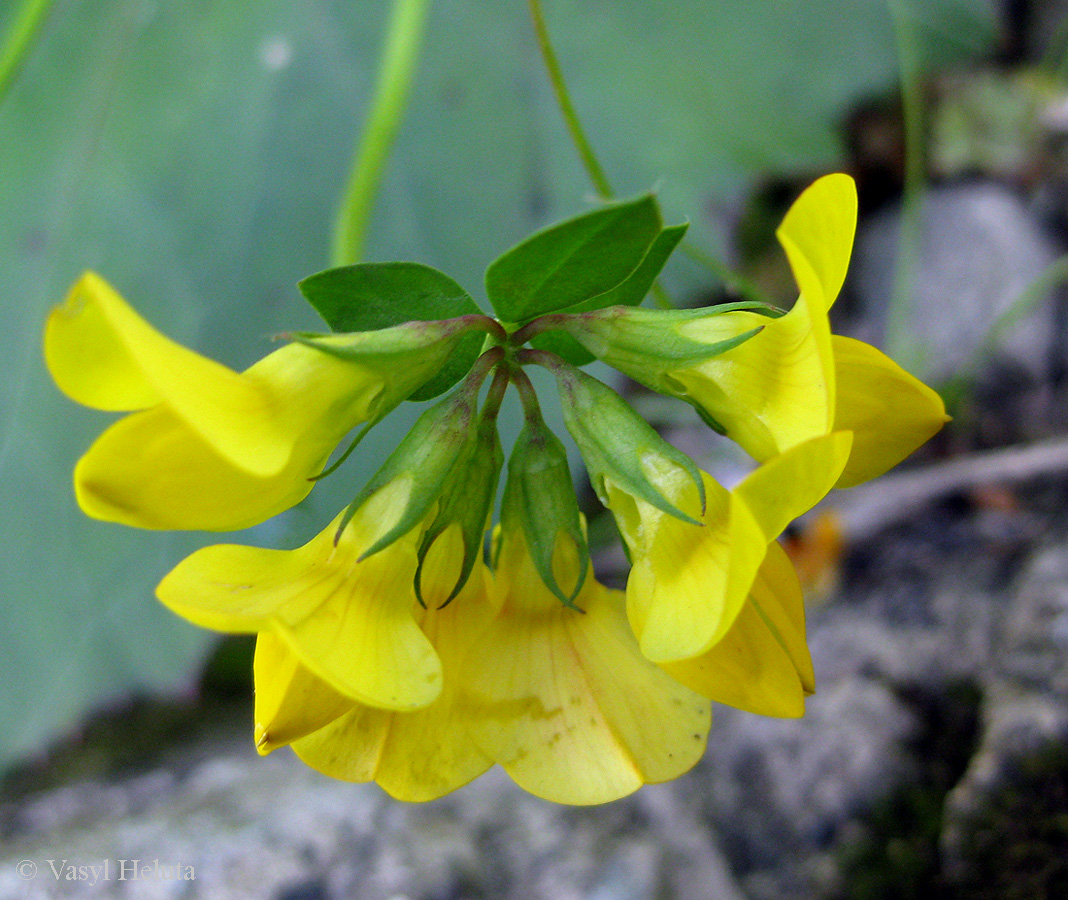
[509,365,545,427]
[509,312,570,345]
[330,0,431,267]
[0,0,55,106]
[527,0,612,200]
[885,0,926,370]
[480,365,511,421]
[528,0,690,311]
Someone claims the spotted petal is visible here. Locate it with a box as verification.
[463,530,710,805]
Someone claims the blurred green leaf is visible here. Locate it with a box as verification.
[485,194,661,323]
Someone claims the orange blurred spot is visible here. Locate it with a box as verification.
[783,509,844,601]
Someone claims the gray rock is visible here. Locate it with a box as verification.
[941,543,1068,878]
[850,181,1062,383]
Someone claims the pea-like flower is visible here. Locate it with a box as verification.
[659,539,816,718]
[259,525,498,802]
[606,432,851,673]
[560,174,948,488]
[44,272,471,530]
[156,481,443,711]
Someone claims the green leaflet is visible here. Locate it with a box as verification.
[485,194,662,324]
[531,222,689,365]
[298,261,486,400]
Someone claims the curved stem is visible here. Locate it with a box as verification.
[515,345,567,374]
[480,365,510,421]
[527,0,612,200]
[460,345,505,397]
[508,365,545,426]
[509,312,572,345]
[330,0,431,266]
[0,0,55,106]
[456,313,508,344]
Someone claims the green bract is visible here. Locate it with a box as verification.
[336,376,484,560]
[415,411,504,608]
[547,361,705,524]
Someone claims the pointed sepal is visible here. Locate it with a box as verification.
[298,262,490,401]
[337,384,480,559]
[551,363,705,524]
[500,415,589,609]
[554,303,774,387]
[289,315,493,406]
[415,412,504,607]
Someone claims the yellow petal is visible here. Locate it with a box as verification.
[669,176,857,461]
[734,430,852,541]
[253,630,354,754]
[293,526,496,801]
[831,335,949,488]
[73,342,383,531]
[45,272,291,476]
[775,173,858,315]
[662,541,814,718]
[156,486,442,711]
[622,474,766,663]
[673,302,833,462]
[464,532,710,805]
[620,433,849,664]
[44,272,161,410]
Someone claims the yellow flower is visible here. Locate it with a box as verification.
[460,524,711,805]
[566,175,947,488]
[660,540,815,718]
[256,525,497,802]
[666,174,946,487]
[44,272,459,530]
[608,432,851,674]
[156,481,443,711]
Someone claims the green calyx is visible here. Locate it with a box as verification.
[530,352,706,525]
[335,347,504,560]
[545,303,775,377]
[500,382,589,610]
[285,193,778,610]
[414,410,504,609]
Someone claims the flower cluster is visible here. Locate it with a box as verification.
[44,174,946,804]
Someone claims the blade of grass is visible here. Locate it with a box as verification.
[330,0,431,267]
[0,0,56,106]
[885,0,927,372]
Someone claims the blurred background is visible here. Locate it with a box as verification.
[3,0,1068,897]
